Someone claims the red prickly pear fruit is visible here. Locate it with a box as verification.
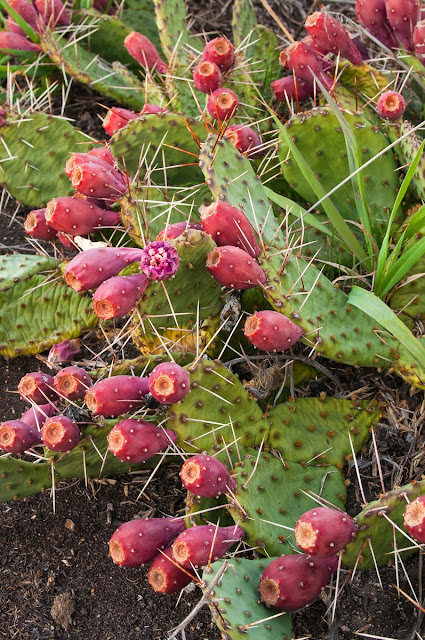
[45,196,120,236]
[385,0,419,51]
[8,0,41,31]
[207,88,239,121]
[18,372,57,404]
[64,247,144,292]
[109,517,186,567]
[172,524,245,568]
[5,16,27,36]
[88,147,115,166]
[53,366,93,401]
[102,107,138,136]
[301,35,329,57]
[156,221,202,242]
[294,507,357,557]
[206,246,267,290]
[0,31,41,52]
[41,415,80,452]
[202,37,235,71]
[403,496,425,543]
[140,103,169,115]
[376,90,406,120]
[24,208,58,240]
[0,420,42,453]
[258,553,338,611]
[244,310,303,352]
[148,362,190,404]
[47,338,81,364]
[280,41,333,91]
[140,241,179,281]
[200,201,261,258]
[20,403,58,430]
[148,547,195,593]
[70,162,126,200]
[355,0,398,49]
[271,76,314,102]
[304,12,363,65]
[124,31,168,73]
[57,231,75,249]
[84,375,149,416]
[93,0,115,13]
[224,125,263,157]
[107,418,176,462]
[34,0,70,26]
[92,273,149,320]
[193,61,222,94]
[179,454,236,498]
[414,20,425,62]
[64,152,114,178]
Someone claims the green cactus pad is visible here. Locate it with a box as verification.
[185,491,234,527]
[0,254,57,292]
[203,558,292,639]
[0,456,53,502]
[227,450,346,556]
[389,255,425,329]
[342,480,425,570]
[0,112,92,208]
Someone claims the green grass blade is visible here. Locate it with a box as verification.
[380,237,425,296]
[265,187,335,239]
[404,204,425,240]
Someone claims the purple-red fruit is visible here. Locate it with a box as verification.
[172,524,245,568]
[20,403,58,430]
[140,103,169,115]
[206,246,267,290]
[48,339,81,364]
[8,0,41,32]
[18,372,57,404]
[294,507,357,557]
[414,20,425,62]
[201,201,261,258]
[0,31,41,52]
[271,76,315,102]
[124,31,168,73]
[156,221,202,242]
[385,0,419,51]
[70,162,126,200]
[41,415,80,452]
[193,61,222,93]
[53,366,93,401]
[64,247,144,292]
[107,418,176,462]
[64,152,113,178]
[148,362,190,404]
[0,420,42,453]
[102,107,138,136]
[202,37,235,71]
[207,88,239,121]
[244,310,303,352]
[180,454,236,498]
[109,517,185,567]
[85,375,149,416]
[88,147,115,166]
[355,0,397,49]
[305,12,363,65]
[140,241,179,281]
[376,90,406,120]
[24,208,58,240]
[46,196,120,236]
[280,41,333,90]
[403,496,425,543]
[258,553,338,611]
[148,547,195,593]
[224,125,263,157]
[34,0,70,25]
[92,273,149,320]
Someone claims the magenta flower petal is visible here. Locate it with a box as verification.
[140,241,179,281]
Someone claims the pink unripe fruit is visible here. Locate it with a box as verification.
[148,362,190,404]
[109,517,186,567]
[294,507,357,557]
[140,103,169,115]
[206,245,267,290]
[280,41,333,90]
[385,0,419,52]
[8,0,41,32]
[92,273,149,320]
[102,107,138,136]
[156,221,202,242]
[45,196,120,236]
[305,12,363,65]
[207,88,239,121]
[224,124,263,157]
[258,553,338,611]
[244,310,303,352]
[64,152,114,178]
[53,366,93,401]
[376,90,406,120]
[148,547,195,593]
[107,418,176,462]
[20,403,58,430]
[24,208,58,240]
[271,76,315,102]
[41,415,80,452]
[193,61,222,93]
[172,524,245,568]
[403,496,425,543]
[70,162,127,200]
[34,0,70,26]
[201,201,261,258]
[85,375,149,417]
[124,31,168,73]
[88,147,115,165]
[47,339,81,364]
[355,0,398,49]
[180,454,236,498]
[18,372,57,404]
[202,37,235,71]
[64,247,144,292]
[0,31,41,52]
[0,420,42,453]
